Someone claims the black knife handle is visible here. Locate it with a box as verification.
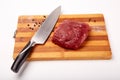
[11,41,35,73]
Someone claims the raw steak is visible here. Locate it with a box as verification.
[52,20,90,49]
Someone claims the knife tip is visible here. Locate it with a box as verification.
[57,5,61,10]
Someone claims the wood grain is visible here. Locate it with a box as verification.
[13,14,112,60]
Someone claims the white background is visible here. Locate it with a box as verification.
[0,0,120,80]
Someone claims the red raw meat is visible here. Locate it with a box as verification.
[52,20,90,50]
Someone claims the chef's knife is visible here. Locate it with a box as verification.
[11,6,61,73]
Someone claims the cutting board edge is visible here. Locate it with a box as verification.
[13,52,112,60]
[18,13,104,18]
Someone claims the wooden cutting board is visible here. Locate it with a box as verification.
[13,14,112,60]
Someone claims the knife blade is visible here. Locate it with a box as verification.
[11,6,61,73]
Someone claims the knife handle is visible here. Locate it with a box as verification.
[11,41,35,73]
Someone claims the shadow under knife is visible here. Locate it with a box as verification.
[17,61,30,77]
